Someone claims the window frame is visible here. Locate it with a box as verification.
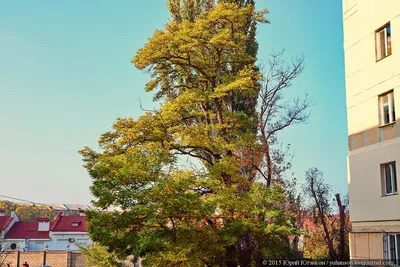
[376,23,392,61]
[379,90,396,126]
[384,233,400,265]
[381,161,398,196]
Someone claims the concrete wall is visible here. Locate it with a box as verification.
[20,251,44,267]
[70,252,86,267]
[349,233,383,260]
[0,251,19,267]
[46,251,69,267]
[0,251,85,267]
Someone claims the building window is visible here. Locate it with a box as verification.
[376,23,392,60]
[379,91,396,125]
[384,233,400,264]
[71,221,81,227]
[382,162,398,195]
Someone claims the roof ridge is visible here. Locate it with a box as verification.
[50,212,63,231]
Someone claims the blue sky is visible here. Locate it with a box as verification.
[0,0,347,204]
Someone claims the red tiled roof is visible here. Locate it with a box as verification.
[51,215,87,232]
[4,222,50,239]
[0,216,13,231]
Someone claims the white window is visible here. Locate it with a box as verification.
[382,162,398,195]
[379,91,396,125]
[384,233,400,265]
[376,24,392,60]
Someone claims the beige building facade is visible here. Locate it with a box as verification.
[343,0,400,262]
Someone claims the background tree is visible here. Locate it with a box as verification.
[81,2,308,266]
[303,168,336,259]
[15,206,56,221]
[256,52,310,187]
[302,168,350,260]
[302,211,351,260]
[79,244,128,267]
[0,200,56,221]
[0,201,17,215]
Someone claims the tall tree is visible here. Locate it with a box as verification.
[167,0,263,122]
[80,3,300,266]
[256,51,309,187]
[166,0,311,188]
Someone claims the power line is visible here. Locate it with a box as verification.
[0,194,121,212]
[0,194,48,206]
[0,194,86,210]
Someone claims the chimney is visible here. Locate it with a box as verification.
[0,209,5,216]
[78,209,85,216]
[38,218,50,231]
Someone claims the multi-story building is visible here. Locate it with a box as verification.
[343,0,400,262]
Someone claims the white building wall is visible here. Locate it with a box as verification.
[4,233,91,252]
[48,232,92,251]
[4,239,29,252]
[343,0,400,223]
[348,138,400,223]
[343,0,400,260]
[343,0,400,135]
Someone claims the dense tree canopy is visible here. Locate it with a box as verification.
[80,2,308,266]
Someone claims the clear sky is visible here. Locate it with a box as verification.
[0,0,347,204]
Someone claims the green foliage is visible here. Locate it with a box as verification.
[0,201,18,214]
[80,2,298,266]
[78,244,125,267]
[15,206,57,221]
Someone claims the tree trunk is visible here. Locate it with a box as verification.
[237,234,253,267]
[336,193,346,261]
[260,135,272,187]
[225,244,238,267]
